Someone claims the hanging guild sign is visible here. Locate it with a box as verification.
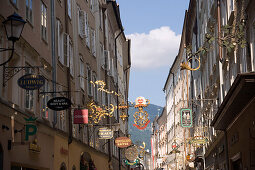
[133,96,150,130]
[188,136,209,146]
[125,146,139,162]
[115,137,132,148]
[18,74,45,90]
[124,159,139,166]
[180,108,192,128]
[135,96,150,107]
[98,127,113,139]
[24,117,38,141]
[47,97,71,111]
[186,154,195,162]
[73,109,88,124]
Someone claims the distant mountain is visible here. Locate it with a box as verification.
[128,104,163,152]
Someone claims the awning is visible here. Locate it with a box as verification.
[211,73,255,130]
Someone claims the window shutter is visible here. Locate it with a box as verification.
[64,33,70,67]
[111,58,114,77]
[68,0,71,18]
[78,10,85,38]
[85,12,90,47]
[57,20,61,57]
[70,45,74,76]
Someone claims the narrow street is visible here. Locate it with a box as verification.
[0,0,255,170]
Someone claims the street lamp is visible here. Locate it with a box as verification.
[0,12,26,66]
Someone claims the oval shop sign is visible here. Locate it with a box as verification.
[47,97,71,111]
[18,74,45,90]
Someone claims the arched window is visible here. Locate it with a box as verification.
[60,162,66,170]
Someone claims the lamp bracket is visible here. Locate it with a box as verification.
[3,65,45,86]
[0,47,14,52]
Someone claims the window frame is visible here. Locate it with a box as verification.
[26,0,33,24]
[41,1,47,41]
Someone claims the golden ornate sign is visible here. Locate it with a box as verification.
[132,97,150,130]
[90,80,120,96]
[133,107,150,130]
[87,100,115,124]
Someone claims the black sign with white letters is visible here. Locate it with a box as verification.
[47,97,71,111]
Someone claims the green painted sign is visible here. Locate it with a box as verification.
[24,117,37,141]
[180,108,192,128]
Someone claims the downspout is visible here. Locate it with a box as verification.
[102,7,112,169]
[50,0,57,127]
[64,0,72,145]
[217,1,229,169]
[115,29,123,170]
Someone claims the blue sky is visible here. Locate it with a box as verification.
[117,0,190,107]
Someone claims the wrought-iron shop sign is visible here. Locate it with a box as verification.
[180,108,192,128]
[98,127,113,139]
[47,97,71,111]
[18,74,45,90]
[73,109,88,124]
[115,137,132,148]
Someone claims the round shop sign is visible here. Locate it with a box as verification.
[47,97,71,111]
[125,146,138,162]
[115,137,132,148]
[18,74,45,90]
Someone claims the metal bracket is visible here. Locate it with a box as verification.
[3,65,46,86]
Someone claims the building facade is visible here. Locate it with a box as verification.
[162,0,255,170]
[0,0,130,169]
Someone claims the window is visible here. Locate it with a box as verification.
[60,162,67,170]
[90,0,94,12]
[80,58,85,90]
[64,33,70,67]
[99,8,103,29]
[89,126,94,147]
[25,65,34,110]
[42,80,49,119]
[91,29,96,56]
[87,65,92,96]
[117,50,123,67]
[241,48,247,73]
[230,0,234,11]
[92,72,97,101]
[11,0,17,7]
[26,0,33,23]
[56,20,64,64]
[41,2,47,41]
[67,0,71,18]
[100,43,104,68]
[251,21,255,71]
[59,110,66,131]
[86,24,90,48]
[69,44,74,76]
[78,10,86,38]
[63,33,73,75]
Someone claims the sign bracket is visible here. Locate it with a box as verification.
[3,65,46,86]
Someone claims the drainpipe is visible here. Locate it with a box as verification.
[217,0,222,62]
[50,0,57,127]
[115,29,123,170]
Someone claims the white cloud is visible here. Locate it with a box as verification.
[127,26,181,69]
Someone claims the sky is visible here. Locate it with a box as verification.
[117,0,190,107]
